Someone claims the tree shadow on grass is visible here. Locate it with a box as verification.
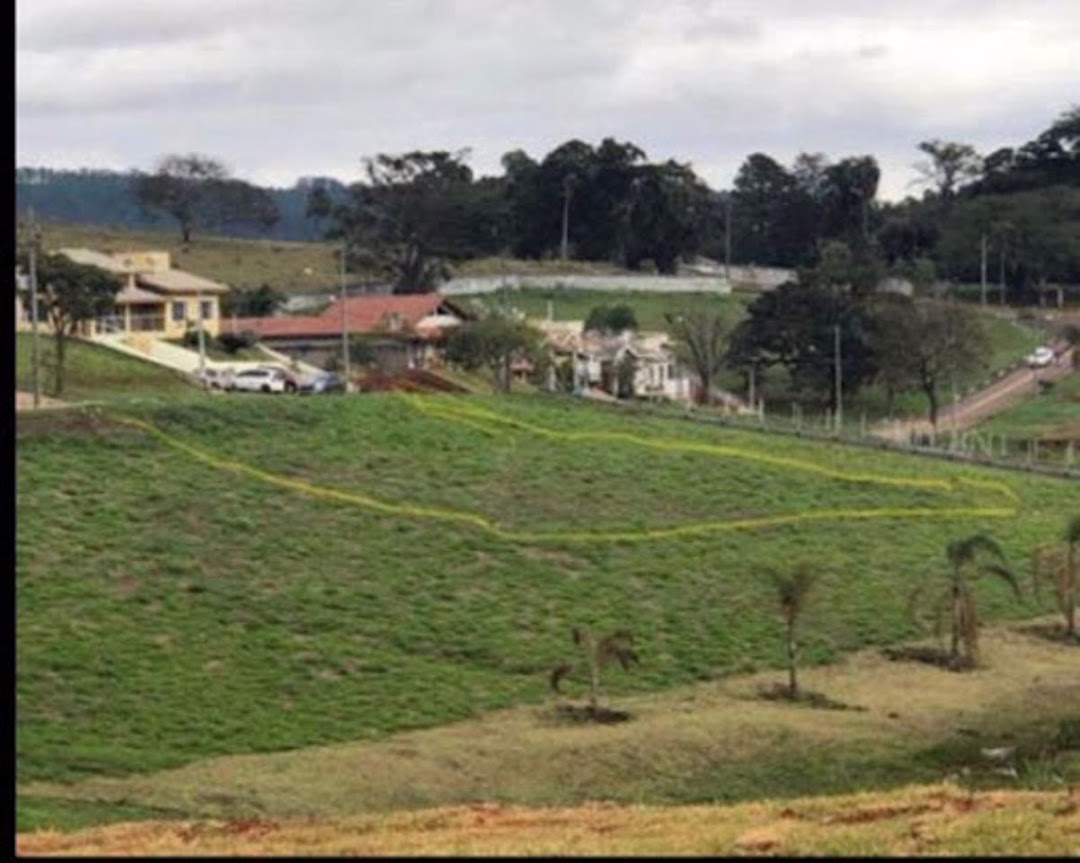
[754,683,868,712]
[543,703,633,726]
[1016,622,1080,648]
[880,646,976,672]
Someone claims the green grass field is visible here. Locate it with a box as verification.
[33,221,635,295]
[973,371,1080,464]
[17,393,1079,802]
[978,372,1080,440]
[33,220,344,294]
[15,333,199,403]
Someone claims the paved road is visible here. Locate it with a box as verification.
[874,344,1074,442]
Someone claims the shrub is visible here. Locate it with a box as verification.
[217,330,259,355]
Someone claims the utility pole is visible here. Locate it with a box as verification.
[979,232,988,306]
[560,176,573,261]
[27,207,42,409]
[834,323,842,433]
[340,241,351,391]
[748,361,756,412]
[196,289,206,375]
[948,285,959,447]
[724,194,732,282]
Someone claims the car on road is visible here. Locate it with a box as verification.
[299,372,347,395]
[228,367,293,394]
[1026,346,1055,368]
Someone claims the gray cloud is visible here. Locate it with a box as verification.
[16,0,1080,199]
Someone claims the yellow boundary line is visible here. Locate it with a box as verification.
[111,400,1018,545]
[402,395,1021,502]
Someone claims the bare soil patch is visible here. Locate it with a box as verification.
[17,785,1080,856]
[16,391,67,411]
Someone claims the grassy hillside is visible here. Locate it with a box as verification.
[977,371,1080,442]
[15,333,198,403]
[34,220,343,294]
[18,619,1079,831]
[33,222,636,294]
[17,394,1079,800]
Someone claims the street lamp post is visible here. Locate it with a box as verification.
[340,242,351,391]
[724,194,732,283]
[27,210,43,409]
[196,289,206,375]
[834,323,843,433]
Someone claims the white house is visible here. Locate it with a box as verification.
[532,319,695,402]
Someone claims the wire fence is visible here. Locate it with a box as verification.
[565,394,1080,482]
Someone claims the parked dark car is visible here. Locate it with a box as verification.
[299,372,347,395]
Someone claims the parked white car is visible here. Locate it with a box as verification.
[195,367,234,390]
[1026,346,1055,368]
[228,367,292,393]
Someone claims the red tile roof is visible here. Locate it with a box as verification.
[228,293,465,339]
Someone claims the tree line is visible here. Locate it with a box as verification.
[15,106,1078,299]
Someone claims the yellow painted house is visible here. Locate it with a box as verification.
[57,248,229,339]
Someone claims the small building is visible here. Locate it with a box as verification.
[532,319,695,402]
[227,293,471,372]
[56,248,229,338]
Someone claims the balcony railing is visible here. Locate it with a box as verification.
[95,314,167,334]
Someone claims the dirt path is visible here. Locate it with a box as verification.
[873,344,1074,442]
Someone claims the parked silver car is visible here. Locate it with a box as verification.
[299,372,347,395]
[228,367,293,394]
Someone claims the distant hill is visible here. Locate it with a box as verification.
[15,167,345,242]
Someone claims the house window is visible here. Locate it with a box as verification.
[667,364,675,379]
[171,301,186,323]
[200,300,214,320]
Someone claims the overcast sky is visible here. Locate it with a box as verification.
[16,0,1080,201]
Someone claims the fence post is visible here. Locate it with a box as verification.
[1067,440,1075,467]
[860,413,866,439]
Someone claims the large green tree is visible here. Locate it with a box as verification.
[729,241,885,414]
[936,187,1080,303]
[444,314,543,393]
[131,153,279,244]
[30,254,119,395]
[584,303,638,335]
[913,140,983,205]
[501,138,711,271]
[821,156,880,246]
[308,150,477,294]
[865,295,989,427]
